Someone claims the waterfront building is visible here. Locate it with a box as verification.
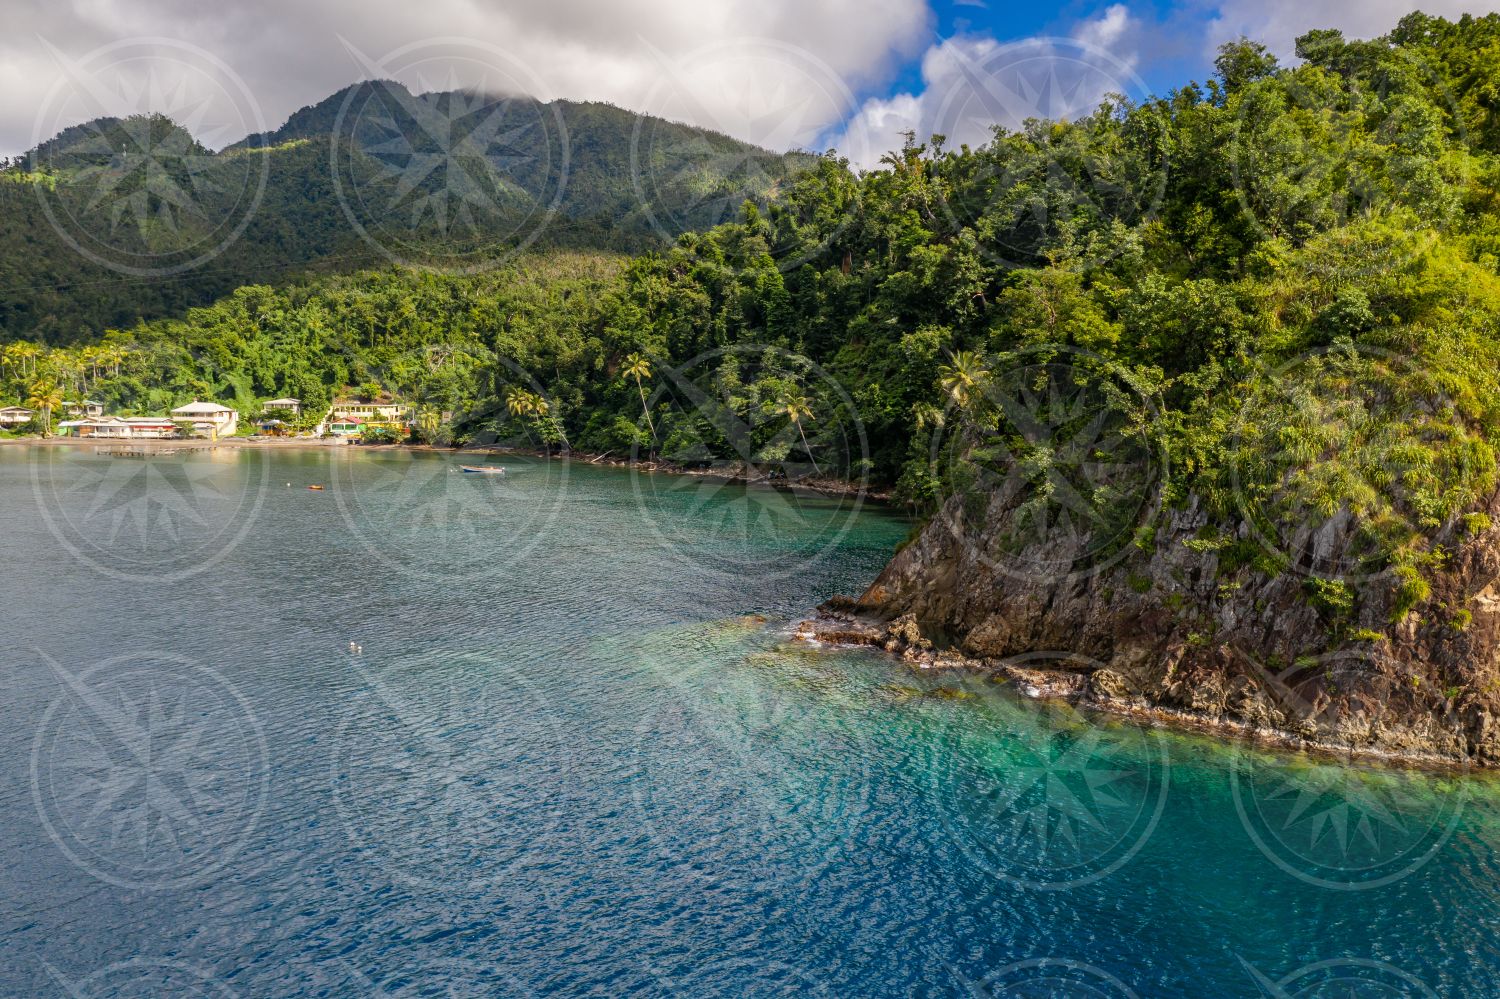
[170,401,239,437]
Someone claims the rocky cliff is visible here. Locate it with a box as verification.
[822,484,1500,766]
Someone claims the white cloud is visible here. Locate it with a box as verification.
[1076,3,1133,50]
[2,0,932,158]
[838,5,1146,169]
[1203,0,1500,59]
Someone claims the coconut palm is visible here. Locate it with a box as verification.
[530,393,571,451]
[10,342,40,380]
[938,350,990,409]
[415,405,441,443]
[620,352,657,441]
[505,387,569,451]
[48,349,83,397]
[772,391,820,476]
[80,346,100,388]
[505,387,537,421]
[26,380,63,436]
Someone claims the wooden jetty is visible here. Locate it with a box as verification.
[93,445,222,458]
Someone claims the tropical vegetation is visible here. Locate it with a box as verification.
[7,12,1500,604]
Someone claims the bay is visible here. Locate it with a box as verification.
[1,445,1496,997]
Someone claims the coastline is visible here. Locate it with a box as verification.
[793,604,1484,776]
[15,430,1462,772]
[0,434,893,503]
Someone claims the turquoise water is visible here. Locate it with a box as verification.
[2,445,1498,997]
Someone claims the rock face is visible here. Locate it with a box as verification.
[841,488,1500,765]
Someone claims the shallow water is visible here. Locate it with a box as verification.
[1,445,1498,997]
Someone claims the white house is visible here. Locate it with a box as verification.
[262,397,302,416]
[58,417,134,438]
[170,401,238,437]
[0,406,35,428]
[332,398,409,421]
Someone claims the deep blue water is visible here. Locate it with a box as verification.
[2,444,1499,997]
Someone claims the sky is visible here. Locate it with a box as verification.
[5,0,1500,166]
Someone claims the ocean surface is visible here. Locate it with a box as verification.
[2,444,1498,997]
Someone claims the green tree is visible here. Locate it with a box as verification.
[620,352,657,444]
[771,390,819,476]
[26,380,62,435]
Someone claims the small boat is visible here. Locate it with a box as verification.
[459,464,506,475]
[308,484,325,491]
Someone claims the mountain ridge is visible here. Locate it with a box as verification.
[1,80,820,344]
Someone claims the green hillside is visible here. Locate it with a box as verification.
[0,81,812,344]
[10,12,1500,603]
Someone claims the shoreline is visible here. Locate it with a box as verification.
[0,434,894,503]
[21,429,1452,772]
[794,606,1483,776]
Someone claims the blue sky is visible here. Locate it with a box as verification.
[927,0,1190,91]
[823,0,1500,164]
[5,0,1500,161]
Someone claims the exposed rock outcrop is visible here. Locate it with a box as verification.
[816,489,1500,766]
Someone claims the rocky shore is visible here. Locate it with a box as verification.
[795,486,1500,769]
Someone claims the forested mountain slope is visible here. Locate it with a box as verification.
[0,80,811,343]
[12,14,1500,758]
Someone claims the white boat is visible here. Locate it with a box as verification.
[459,464,506,475]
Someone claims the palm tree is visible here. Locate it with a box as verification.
[49,349,83,398]
[416,405,441,443]
[530,393,571,452]
[10,342,39,380]
[505,387,561,451]
[773,391,820,475]
[938,350,990,409]
[620,352,657,447]
[26,380,62,436]
[505,387,536,422]
[80,346,100,388]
